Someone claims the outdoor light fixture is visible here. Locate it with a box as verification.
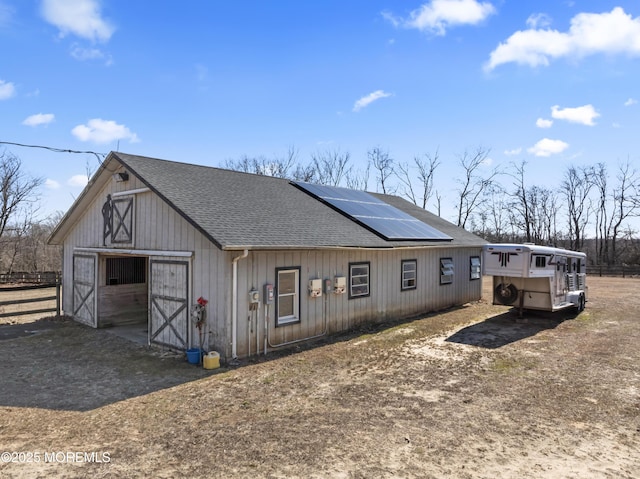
[114,172,129,182]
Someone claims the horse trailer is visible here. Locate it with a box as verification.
[482,243,587,314]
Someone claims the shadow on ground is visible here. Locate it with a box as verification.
[446,308,580,349]
[0,318,213,412]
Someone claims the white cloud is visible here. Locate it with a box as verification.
[22,113,55,127]
[45,178,61,189]
[353,90,393,112]
[71,118,140,144]
[67,174,89,187]
[384,0,495,35]
[0,2,14,27]
[485,7,640,71]
[527,138,569,157]
[0,79,15,99]
[536,118,553,128]
[624,98,637,106]
[551,104,599,126]
[526,13,552,29]
[504,147,522,156]
[70,44,112,64]
[41,0,114,42]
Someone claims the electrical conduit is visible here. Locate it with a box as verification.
[231,249,249,359]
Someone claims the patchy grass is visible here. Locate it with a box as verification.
[0,277,639,478]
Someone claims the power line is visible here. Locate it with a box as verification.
[0,141,106,163]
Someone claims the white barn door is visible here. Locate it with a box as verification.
[72,253,97,327]
[149,259,189,350]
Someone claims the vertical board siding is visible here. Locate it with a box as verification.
[233,246,482,358]
[61,167,229,355]
[60,159,482,360]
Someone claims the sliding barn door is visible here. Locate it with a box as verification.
[72,253,97,327]
[149,259,189,350]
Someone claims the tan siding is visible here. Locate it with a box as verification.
[60,170,228,355]
[230,246,482,358]
[59,160,482,360]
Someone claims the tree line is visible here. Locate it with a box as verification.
[0,150,61,274]
[224,146,640,266]
[1,145,639,275]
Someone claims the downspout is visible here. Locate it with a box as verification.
[231,249,249,359]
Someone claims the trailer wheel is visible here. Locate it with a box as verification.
[495,283,519,306]
[576,293,586,312]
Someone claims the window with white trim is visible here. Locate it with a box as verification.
[401,259,417,290]
[470,256,481,280]
[349,262,370,298]
[276,267,300,326]
[440,257,454,285]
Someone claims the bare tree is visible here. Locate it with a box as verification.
[345,162,371,191]
[561,165,594,251]
[309,149,352,186]
[0,150,44,241]
[509,160,533,242]
[539,187,560,246]
[368,147,395,194]
[454,146,499,229]
[224,146,298,178]
[592,162,609,264]
[480,185,510,242]
[290,163,317,183]
[608,161,639,264]
[396,151,440,209]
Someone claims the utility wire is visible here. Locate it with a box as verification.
[0,141,106,164]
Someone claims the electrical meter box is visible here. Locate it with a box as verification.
[334,276,346,294]
[324,278,332,295]
[249,289,260,304]
[308,278,322,298]
[263,283,274,304]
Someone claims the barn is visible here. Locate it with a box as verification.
[49,152,486,360]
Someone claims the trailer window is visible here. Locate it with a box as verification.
[534,256,546,268]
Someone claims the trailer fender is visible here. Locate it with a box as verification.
[577,293,586,312]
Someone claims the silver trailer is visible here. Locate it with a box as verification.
[482,243,587,314]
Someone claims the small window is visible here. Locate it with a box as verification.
[440,258,454,285]
[401,260,417,290]
[276,267,300,326]
[534,256,546,268]
[349,262,370,298]
[470,256,481,280]
[106,257,146,285]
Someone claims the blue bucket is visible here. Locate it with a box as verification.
[186,348,202,364]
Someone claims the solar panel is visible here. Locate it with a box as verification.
[293,182,452,241]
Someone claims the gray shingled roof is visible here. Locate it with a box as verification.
[112,152,486,250]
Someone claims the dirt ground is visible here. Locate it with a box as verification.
[0,276,639,478]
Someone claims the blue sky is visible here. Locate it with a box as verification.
[1,0,639,232]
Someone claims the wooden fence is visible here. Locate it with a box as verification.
[0,275,61,320]
[0,271,60,284]
[586,265,640,277]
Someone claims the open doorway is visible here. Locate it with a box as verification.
[97,256,149,345]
